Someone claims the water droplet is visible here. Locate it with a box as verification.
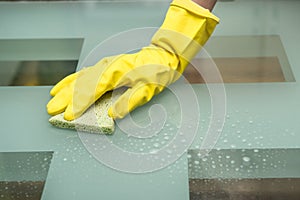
[187,154,192,158]
[242,139,247,143]
[226,155,230,159]
[230,160,235,164]
[150,149,158,154]
[202,157,207,162]
[242,156,251,162]
[253,149,259,153]
[194,160,200,165]
[231,124,236,128]
[181,139,186,143]
[223,139,228,143]
[212,165,216,168]
[164,136,169,140]
[249,120,253,124]
[236,130,241,134]
[63,158,67,161]
[153,143,160,148]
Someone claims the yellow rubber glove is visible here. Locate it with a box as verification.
[47,0,219,120]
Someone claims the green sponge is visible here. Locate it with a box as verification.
[49,91,120,134]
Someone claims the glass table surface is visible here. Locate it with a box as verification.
[0,0,299,199]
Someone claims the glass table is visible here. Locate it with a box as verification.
[0,0,299,199]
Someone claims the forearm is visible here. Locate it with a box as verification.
[192,0,217,11]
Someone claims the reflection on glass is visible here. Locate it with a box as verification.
[185,56,286,83]
[0,60,77,86]
[188,149,300,200]
[184,35,294,83]
[0,38,83,86]
[0,151,53,200]
[189,178,300,200]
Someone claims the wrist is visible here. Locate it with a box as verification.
[192,0,217,11]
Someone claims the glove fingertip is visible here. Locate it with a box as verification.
[47,99,62,116]
[64,111,75,121]
[108,107,115,119]
[108,103,128,119]
[63,104,76,121]
[108,106,121,119]
[49,87,58,96]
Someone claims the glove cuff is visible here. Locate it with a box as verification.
[151,0,219,72]
[172,0,219,22]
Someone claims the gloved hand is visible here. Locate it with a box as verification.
[47,0,219,120]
